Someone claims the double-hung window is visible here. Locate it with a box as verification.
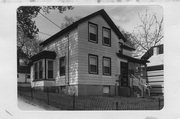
[102,27,111,46]
[89,22,98,43]
[34,62,38,80]
[47,60,53,79]
[59,57,66,76]
[39,60,43,79]
[103,57,111,76]
[89,54,98,74]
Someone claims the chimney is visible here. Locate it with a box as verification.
[153,47,159,56]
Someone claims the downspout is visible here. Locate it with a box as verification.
[45,58,46,80]
[67,32,70,86]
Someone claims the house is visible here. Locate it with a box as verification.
[17,48,31,84]
[29,9,148,96]
[141,44,164,95]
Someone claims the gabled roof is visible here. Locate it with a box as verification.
[40,9,127,47]
[141,44,163,60]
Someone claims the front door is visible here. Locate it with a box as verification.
[120,62,128,87]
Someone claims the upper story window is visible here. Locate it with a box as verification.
[47,60,53,79]
[119,42,123,53]
[34,62,38,80]
[89,22,98,43]
[89,54,98,74]
[59,56,66,76]
[39,60,43,79]
[102,27,111,46]
[103,57,111,76]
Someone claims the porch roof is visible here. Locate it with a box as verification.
[30,51,56,64]
[116,53,149,64]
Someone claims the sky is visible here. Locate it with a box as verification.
[34,5,163,40]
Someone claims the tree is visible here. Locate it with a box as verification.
[131,10,163,57]
[60,16,81,30]
[17,6,73,64]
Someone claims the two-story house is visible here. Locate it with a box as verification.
[29,9,148,96]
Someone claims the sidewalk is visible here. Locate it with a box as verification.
[18,96,60,110]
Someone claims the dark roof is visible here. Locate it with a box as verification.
[40,9,128,47]
[123,42,135,51]
[116,53,149,64]
[30,51,56,63]
[141,44,163,60]
[18,66,30,74]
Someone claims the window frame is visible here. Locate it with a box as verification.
[38,60,43,79]
[88,22,98,44]
[102,56,111,76]
[47,60,54,79]
[88,54,98,74]
[102,27,111,47]
[59,56,66,76]
[34,61,38,80]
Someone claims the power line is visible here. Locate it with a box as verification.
[38,31,52,36]
[39,12,61,29]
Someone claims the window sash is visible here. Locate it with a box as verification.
[39,61,43,79]
[103,57,111,75]
[60,57,66,76]
[34,63,38,80]
[89,55,98,74]
[89,23,97,42]
[47,60,53,79]
[103,27,111,46]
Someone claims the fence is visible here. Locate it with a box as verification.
[18,86,164,110]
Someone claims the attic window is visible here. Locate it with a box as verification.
[89,22,98,43]
[102,27,111,46]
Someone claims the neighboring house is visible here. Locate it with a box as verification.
[141,44,164,95]
[17,48,31,84]
[29,9,148,96]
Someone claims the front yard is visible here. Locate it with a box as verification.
[18,87,164,110]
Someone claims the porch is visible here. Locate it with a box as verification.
[116,53,149,97]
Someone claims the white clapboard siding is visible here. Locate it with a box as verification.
[148,76,164,82]
[147,69,164,95]
[77,15,123,85]
[147,70,163,76]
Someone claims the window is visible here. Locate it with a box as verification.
[89,22,98,43]
[89,54,98,74]
[47,60,53,79]
[103,86,110,94]
[34,62,38,80]
[119,42,123,53]
[102,27,111,46]
[39,61,43,79]
[59,57,66,76]
[103,57,111,75]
